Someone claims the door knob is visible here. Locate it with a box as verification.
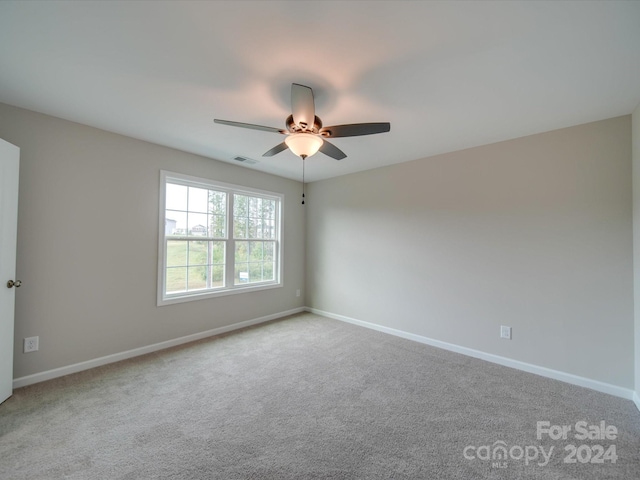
[7,280,21,288]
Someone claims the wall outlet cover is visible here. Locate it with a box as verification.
[24,336,39,353]
[500,326,512,340]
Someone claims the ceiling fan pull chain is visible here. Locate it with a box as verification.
[302,157,305,205]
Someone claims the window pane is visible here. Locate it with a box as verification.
[188,212,208,236]
[166,267,187,293]
[235,263,249,284]
[249,241,263,262]
[166,183,187,211]
[234,195,248,217]
[262,199,275,219]
[262,220,275,239]
[233,194,276,240]
[263,262,274,281]
[167,241,187,267]
[188,241,208,266]
[210,214,226,238]
[211,265,224,287]
[188,186,209,213]
[187,266,207,290]
[166,211,187,236]
[234,217,248,239]
[233,240,275,285]
[249,262,263,282]
[248,217,259,239]
[264,242,274,262]
[209,191,226,215]
[235,241,248,263]
[212,241,225,265]
[248,196,260,218]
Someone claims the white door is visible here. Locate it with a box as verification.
[0,138,20,404]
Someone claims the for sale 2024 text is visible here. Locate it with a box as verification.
[537,420,618,465]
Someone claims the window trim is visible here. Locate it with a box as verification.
[157,170,283,306]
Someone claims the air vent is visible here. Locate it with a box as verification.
[233,156,258,165]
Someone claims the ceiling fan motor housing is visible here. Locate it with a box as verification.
[286,114,323,134]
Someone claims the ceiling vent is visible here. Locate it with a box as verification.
[233,156,258,165]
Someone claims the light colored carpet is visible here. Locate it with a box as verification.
[1,312,639,479]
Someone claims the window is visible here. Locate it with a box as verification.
[158,171,282,305]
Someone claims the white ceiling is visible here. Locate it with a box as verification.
[1,1,639,182]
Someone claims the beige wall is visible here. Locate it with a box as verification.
[633,104,640,401]
[0,103,306,379]
[306,116,633,388]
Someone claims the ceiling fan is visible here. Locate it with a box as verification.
[214,83,390,161]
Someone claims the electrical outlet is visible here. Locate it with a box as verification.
[500,326,512,340]
[296,289,301,297]
[24,336,39,353]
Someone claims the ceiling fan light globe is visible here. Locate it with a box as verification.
[285,133,323,159]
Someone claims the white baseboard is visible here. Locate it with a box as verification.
[15,306,638,406]
[13,307,305,389]
[306,307,635,402]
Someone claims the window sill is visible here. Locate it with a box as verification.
[157,282,282,307]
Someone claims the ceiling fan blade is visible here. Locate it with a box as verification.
[319,122,390,138]
[291,83,315,130]
[319,139,347,160]
[262,142,289,157]
[214,119,286,134]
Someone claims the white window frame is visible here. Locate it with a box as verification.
[158,170,283,306]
